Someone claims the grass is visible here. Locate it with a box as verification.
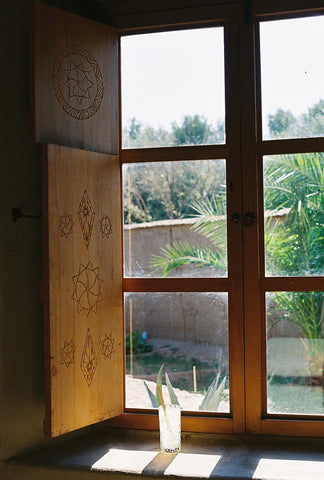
[268,383,324,415]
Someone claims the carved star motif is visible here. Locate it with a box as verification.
[99,214,113,239]
[101,334,115,360]
[59,211,74,238]
[60,340,76,368]
[64,60,94,105]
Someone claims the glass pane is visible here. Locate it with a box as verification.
[264,153,324,277]
[121,27,225,148]
[123,160,227,278]
[267,292,324,415]
[125,292,229,413]
[260,16,324,140]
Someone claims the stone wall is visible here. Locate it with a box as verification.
[124,218,300,346]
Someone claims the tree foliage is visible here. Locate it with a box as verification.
[122,115,224,149]
[171,115,224,145]
[123,159,226,224]
[144,105,324,361]
[268,109,297,137]
[123,115,226,224]
[267,99,324,139]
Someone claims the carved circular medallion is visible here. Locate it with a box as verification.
[72,261,103,316]
[52,44,104,120]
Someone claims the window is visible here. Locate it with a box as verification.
[36,0,324,438]
[256,13,324,432]
[119,19,245,434]
[121,28,225,148]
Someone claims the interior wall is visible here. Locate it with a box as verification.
[0,2,113,469]
[0,0,49,460]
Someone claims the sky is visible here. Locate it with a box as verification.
[121,27,225,130]
[121,15,324,134]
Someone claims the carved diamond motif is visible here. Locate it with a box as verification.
[80,329,98,387]
[78,190,95,248]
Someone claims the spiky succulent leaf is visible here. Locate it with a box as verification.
[199,374,226,412]
[155,363,165,407]
[144,381,157,408]
[165,371,180,406]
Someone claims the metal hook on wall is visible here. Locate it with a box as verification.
[12,207,42,223]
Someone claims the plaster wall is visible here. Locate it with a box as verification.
[123,221,300,343]
[0,3,106,479]
[0,0,47,461]
[0,0,100,471]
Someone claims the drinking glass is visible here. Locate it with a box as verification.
[158,404,181,453]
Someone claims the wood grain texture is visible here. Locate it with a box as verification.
[33,2,118,154]
[42,144,123,437]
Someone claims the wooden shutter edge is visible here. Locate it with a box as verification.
[41,144,52,437]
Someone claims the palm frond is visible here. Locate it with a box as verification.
[151,241,227,277]
[190,198,227,246]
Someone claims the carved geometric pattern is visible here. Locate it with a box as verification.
[72,261,103,316]
[78,190,95,248]
[52,44,104,120]
[80,329,98,387]
[65,60,94,105]
[99,214,113,239]
[100,334,115,360]
[59,211,74,238]
[60,340,76,368]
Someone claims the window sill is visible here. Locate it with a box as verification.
[8,428,324,480]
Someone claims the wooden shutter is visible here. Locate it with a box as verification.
[34,2,122,437]
[33,1,118,154]
[42,144,123,437]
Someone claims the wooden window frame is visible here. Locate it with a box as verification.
[37,0,324,439]
[109,6,245,435]
[242,1,324,437]
[107,0,324,438]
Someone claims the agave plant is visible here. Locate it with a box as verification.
[144,363,180,408]
[198,372,227,411]
[145,364,227,412]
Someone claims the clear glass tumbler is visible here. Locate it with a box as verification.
[158,404,181,453]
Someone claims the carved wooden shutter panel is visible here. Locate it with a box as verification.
[43,145,123,437]
[33,1,118,154]
[34,3,123,437]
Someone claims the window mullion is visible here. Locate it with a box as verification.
[238,6,263,434]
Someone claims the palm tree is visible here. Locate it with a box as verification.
[151,197,227,276]
[264,152,324,374]
[264,152,324,276]
[152,152,324,372]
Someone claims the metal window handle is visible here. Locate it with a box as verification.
[12,207,42,223]
[230,212,241,224]
[244,211,256,227]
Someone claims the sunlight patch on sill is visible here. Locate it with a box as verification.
[91,448,157,472]
[165,453,222,477]
[253,458,324,480]
[91,448,222,476]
